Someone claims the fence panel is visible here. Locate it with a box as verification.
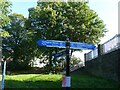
[86,47,98,61]
[103,34,120,54]
[86,51,92,61]
[85,34,120,61]
[92,47,98,58]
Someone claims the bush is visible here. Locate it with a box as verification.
[7,61,31,71]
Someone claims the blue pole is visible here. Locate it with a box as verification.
[1,61,6,90]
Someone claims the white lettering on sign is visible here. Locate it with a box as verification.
[37,39,95,50]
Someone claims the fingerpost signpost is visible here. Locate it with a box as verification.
[37,39,96,89]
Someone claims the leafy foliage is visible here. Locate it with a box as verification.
[2,13,34,70]
[2,1,107,72]
[29,1,106,43]
[70,56,82,65]
[27,1,106,71]
[0,0,12,37]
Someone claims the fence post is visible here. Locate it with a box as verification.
[117,34,120,48]
[98,44,103,56]
[84,53,87,66]
[98,44,103,75]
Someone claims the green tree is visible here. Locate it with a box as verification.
[70,56,82,65]
[27,1,106,72]
[2,13,34,70]
[0,0,12,37]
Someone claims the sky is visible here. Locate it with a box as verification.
[10,0,119,60]
[88,0,119,44]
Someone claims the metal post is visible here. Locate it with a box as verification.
[98,44,103,56]
[98,44,102,74]
[66,39,70,76]
[65,38,70,89]
[84,53,87,66]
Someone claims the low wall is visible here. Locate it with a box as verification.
[84,48,120,81]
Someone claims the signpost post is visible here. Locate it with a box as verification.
[37,39,96,89]
[65,38,70,89]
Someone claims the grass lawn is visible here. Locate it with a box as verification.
[5,73,118,89]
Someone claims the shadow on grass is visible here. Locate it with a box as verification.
[5,79,62,89]
[71,73,119,88]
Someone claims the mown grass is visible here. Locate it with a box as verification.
[5,73,119,89]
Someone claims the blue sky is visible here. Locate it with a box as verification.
[88,0,119,44]
[10,0,119,44]
[10,1,37,17]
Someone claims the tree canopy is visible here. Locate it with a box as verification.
[27,1,106,69]
[28,1,106,44]
[2,13,34,70]
[0,0,12,37]
[2,1,107,72]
